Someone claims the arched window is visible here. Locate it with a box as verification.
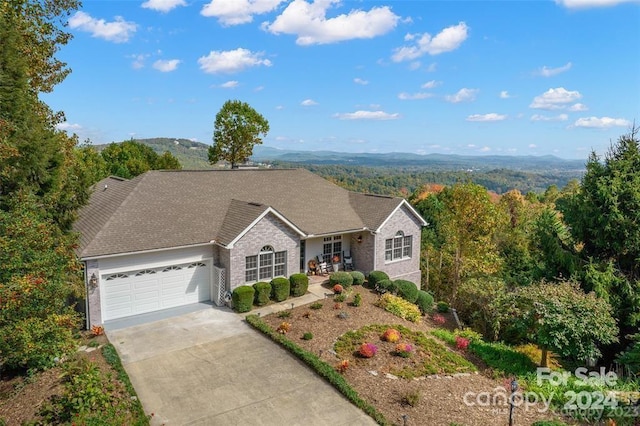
[245,246,287,282]
[385,231,412,262]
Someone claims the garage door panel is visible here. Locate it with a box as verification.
[102,261,211,321]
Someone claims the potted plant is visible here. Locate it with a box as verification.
[332,254,341,272]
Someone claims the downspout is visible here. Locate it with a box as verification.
[84,261,90,330]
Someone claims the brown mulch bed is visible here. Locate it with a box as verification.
[260,285,565,426]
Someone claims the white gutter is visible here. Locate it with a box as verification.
[81,241,215,261]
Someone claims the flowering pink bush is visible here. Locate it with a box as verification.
[381,328,401,343]
[333,284,343,294]
[455,336,470,351]
[432,313,446,325]
[358,342,378,358]
[394,343,414,358]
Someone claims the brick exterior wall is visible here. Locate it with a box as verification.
[228,213,300,290]
[375,204,423,285]
[350,232,375,275]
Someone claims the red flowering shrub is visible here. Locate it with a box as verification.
[381,328,401,343]
[432,313,446,325]
[333,284,343,294]
[394,343,414,358]
[455,336,470,351]
[358,342,378,358]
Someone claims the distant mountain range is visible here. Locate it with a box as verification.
[101,138,586,173]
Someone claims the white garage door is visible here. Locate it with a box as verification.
[101,261,211,321]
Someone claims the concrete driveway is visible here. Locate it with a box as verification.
[107,307,377,426]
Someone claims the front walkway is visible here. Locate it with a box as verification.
[243,277,332,318]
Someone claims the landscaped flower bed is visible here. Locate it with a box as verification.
[256,286,562,426]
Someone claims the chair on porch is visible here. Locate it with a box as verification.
[343,250,354,271]
[316,255,329,275]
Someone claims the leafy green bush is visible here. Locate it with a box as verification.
[270,277,290,302]
[436,301,450,313]
[40,358,115,423]
[352,293,362,307]
[349,271,365,286]
[375,293,421,322]
[232,285,255,313]
[289,273,309,297]
[376,279,396,293]
[334,293,346,303]
[253,282,271,306]
[367,270,389,288]
[302,332,313,340]
[395,280,419,303]
[0,312,78,371]
[415,290,434,314]
[329,271,353,288]
[310,302,323,310]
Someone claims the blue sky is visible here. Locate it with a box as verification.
[45,0,640,159]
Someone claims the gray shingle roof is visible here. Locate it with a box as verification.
[75,169,421,258]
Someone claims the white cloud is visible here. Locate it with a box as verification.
[426,63,437,72]
[391,22,468,62]
[68,11,137,43]
[499,91,511,99]
[555,0,639,8]
[466,113,507,122]
[408,61,421,71]
[530,87,582,110]
[301,99,318,106]
[56,122,82,131]
[221,80,239,88]
[528,144,537,148]
[445,88,478,103]
[535,62,572,77]
[201,0,285,26]
[142,0,186,13]
[398,92,434,100]
[354,77,369,85]
[479,146,491,152]
[254,85,264,91]
[198,48,272,73]
[334,110,400,120]
[568,103,588,111]
[530,114,569,121]
[263,0,400,45]
[573,116,631,128]
[152,59,181,72]
[421,80,441,89]
[275,105,284,110]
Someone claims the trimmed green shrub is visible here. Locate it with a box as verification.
[415,290,434,314]
[289,273,309,297]
[367,270,389,288]
[349,271,365,286]
[302,332,313,340]
[352,293,362,307]
[376,279,396,293]
[437,301,450,313]
[395,280,419,303]
[253,282,271,306]
[232,285,255,313]
[270,277,290,302]
[329,271,353,288]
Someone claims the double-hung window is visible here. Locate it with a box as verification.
[245,246,287,282]
[384,231,412,262]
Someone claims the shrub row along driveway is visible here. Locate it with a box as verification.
[107,306,377,425]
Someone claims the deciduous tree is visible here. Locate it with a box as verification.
[209,100,269,168]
